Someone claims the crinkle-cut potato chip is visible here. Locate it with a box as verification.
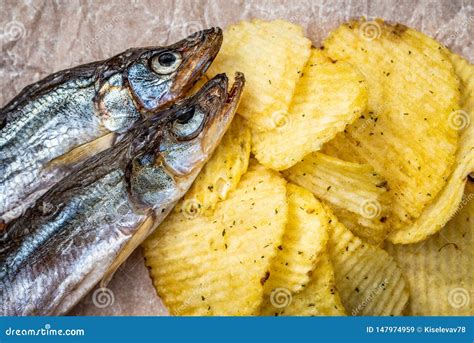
[323,19,460,226]
[252,49,368,170]
[143,162,288,315]
[321,133,367,165]
[262,183,329,297]
[387,53,474,243]
[284,152,389,244]
[261,251,347,316]
[181,115,251,215]
[207,19,311,130]
[386,184,473,315]
[322,204,409,316]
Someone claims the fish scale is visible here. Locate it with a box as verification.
[1,86,99,161]
[0,84,84,146]
[0,95,102,219]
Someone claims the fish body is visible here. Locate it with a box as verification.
[0,73,245,315]
[0,28,222,223]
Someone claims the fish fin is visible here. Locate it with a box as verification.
[45,132,116,170]
[100,215,155,288]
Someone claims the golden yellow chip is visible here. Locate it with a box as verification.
[386,184,473,315]
[284,152,389,244]
[323,19,460,227]
[252,49,368,170]
[181,115,251,215]
[260,251,347,316]
[323,204,409,315]
[143,162,288,315]
[262,183,329,296]
[387,53,474,243]
[207,19,311,130]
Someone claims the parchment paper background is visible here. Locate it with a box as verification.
[0,0,472,316]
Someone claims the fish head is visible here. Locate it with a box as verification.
[126,28,223,112]
[126,73,245,210]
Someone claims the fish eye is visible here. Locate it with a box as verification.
[158,52,176,66]
[171,106,205,140]
[150,51,182,75]
[176,107,195,124]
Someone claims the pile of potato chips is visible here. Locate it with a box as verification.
[143,19,473,316]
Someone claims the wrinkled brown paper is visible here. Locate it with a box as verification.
[1,0,472,316]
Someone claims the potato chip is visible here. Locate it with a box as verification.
[261,251,347,316]
[322,204,409,315]
[323,19,460,227]
[252,49,368,170]
[262,183,329,297]
[387,53,474,243]
[143,162,288,315]
[321,134,366,164]
[181,115,251,215]
[284,152,389,244]
[207,19,311,130]
[386,184,473,315]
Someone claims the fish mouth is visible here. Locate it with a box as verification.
[155,73,245,181]
[200,72,245,156]
[125,28,222,114]
[168,27,223,100]
[125,73,244,177]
